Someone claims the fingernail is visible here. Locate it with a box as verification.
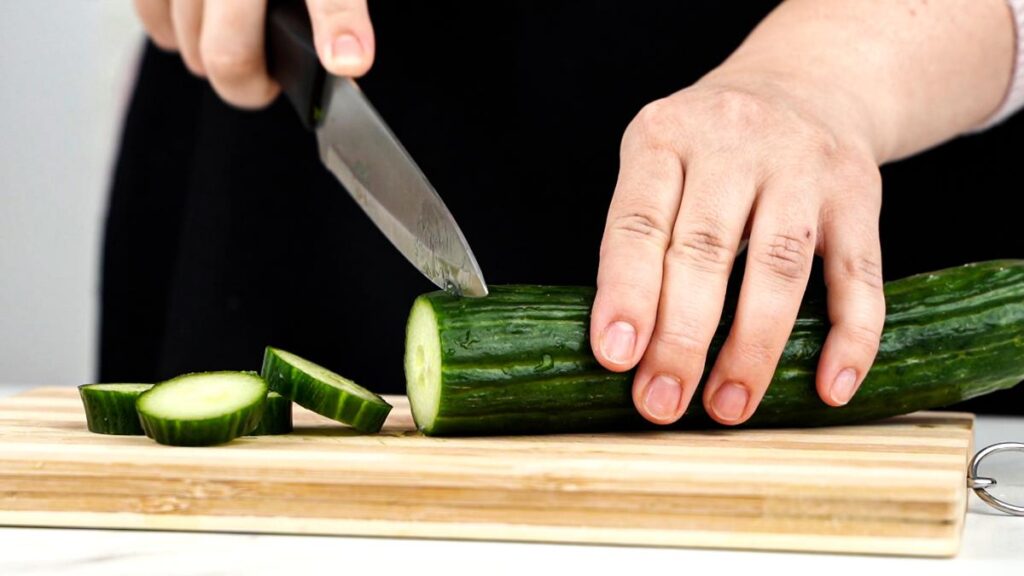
[830,368,859,405]
[600,321,636,364]
[643,375,683,421]
[329,34,364,68]
[711,382,749,422]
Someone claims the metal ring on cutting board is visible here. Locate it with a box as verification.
[968,442,1024,516]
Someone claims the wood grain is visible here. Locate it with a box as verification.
[0,387,973,556]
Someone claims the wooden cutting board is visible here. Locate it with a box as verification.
[0,387,973,556]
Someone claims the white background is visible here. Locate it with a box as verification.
[0,1,142,386]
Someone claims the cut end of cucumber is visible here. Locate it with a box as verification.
[405,296,442,433]
[138,372,266,421]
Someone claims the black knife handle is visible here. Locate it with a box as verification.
[266,0,327,129]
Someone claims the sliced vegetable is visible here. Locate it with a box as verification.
[248,391,293,435]
[261,347,392,433]
[136,371,267,446]
[78,383,153,435]
[405,260,1024,436]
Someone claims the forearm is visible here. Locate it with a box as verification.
[703,0,1016,163]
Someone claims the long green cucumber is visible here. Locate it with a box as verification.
[78,383,153,435]
[137,371,267,446]
[405,260,1024,436]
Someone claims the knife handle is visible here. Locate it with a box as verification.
[266,0,327,130]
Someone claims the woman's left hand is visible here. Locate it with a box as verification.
[589,71,886,426]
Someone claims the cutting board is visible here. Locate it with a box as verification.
[0,387,973,556]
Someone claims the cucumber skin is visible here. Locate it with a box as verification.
[261,348,392,433]
[248,392,293,436]
[137,372,267,447]
[410,260,1024,436]
[78,384,152,435]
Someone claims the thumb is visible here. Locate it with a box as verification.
[306,0,376,77]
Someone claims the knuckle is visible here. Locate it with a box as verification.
[711,89,770,131]
[810,129,844,164]
[627,99,679,151]
[816,139,882,196]
[666,226,733,273]
[201,44,264,83]
[734,338,777,368]
[836,150,881,187]
[755,228,815,282]
[653,322,708,359]
[839,254,885,290]
[605,211,671,250]
[842,321,884,351]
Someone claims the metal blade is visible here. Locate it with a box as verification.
[315,75,488,297]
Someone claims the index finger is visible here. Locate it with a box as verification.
[200,0,280,109]
[591,102,684,372]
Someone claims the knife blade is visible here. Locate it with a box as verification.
[266,1,488,297]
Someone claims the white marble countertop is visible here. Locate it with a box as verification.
[1,383,1022,575]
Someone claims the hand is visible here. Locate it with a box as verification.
[133,0,375,108]
[590,71,885,426]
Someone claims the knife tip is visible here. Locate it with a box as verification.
[443,275,488,298]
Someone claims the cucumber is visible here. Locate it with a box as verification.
[78,383,153,435]
[247,391,293,435]
[405,260,1024,436]
[261,347,392,433]
[136,372,267,446]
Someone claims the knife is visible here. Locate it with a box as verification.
[265,1,488,297]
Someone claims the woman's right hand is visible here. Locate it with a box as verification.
[134,0,375,108]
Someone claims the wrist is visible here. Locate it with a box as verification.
[695,63,893,163]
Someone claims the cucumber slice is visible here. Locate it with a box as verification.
[247,391,293,435]
[136,372,267,446]
[261,347,392,433]
[78,383,153,435]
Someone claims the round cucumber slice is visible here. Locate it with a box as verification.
[261,347,392,433]
[136,372,267,446]
[78,383,153,435]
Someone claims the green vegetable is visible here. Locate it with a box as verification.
[136,372,267,446]
[261,347,392,433]
[78,383,152,435]
[405,260,1024,436]
[248,391,293,435]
